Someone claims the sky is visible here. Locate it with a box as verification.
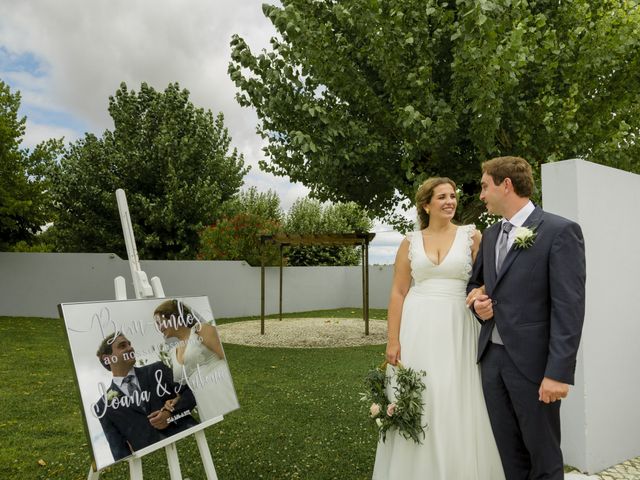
[0,0,406,264]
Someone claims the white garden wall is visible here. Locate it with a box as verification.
[542,159,640,473]
[0,252,393,319]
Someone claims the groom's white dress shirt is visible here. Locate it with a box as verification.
[113,368,141,396]
[491,200,535,344]
[494,200,535,268]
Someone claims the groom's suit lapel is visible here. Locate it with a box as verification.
[135,366,154,412]
[110,380,127,399]
[494,206,545,287]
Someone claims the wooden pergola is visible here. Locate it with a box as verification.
[259,232,376,336]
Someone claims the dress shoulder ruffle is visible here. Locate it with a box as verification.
[406,230,419,262]
[462,224,477,276]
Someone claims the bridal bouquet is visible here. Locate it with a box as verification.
[361,361,427,444]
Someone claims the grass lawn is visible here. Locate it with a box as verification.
[0,310,387,480]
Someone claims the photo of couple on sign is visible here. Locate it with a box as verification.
[60,296,238,470]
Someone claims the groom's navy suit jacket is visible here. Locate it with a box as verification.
[468,206,586,385]
[93,362,198,461]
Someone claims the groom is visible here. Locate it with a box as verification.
[93,333,198,461]
[468,156,586,480]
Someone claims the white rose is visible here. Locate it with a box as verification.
[513,226,536,248]
[514,226,533,240]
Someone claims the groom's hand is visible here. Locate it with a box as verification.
[148,409,171,430]
[538,377,569,404]
[472,295,494,321]
[466,286,486,307]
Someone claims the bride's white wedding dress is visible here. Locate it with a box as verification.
[373,225,505,479]
[171,326,239,422]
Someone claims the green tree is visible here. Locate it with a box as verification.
[284,198,372,266]
[0,79,63,250]
[229,0,640,227]
[198,213,282,266]
[198,192,372,266]
[49,82,247,259]
[199,187,284,265]
[220,186,284,222]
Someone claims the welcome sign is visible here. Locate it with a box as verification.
[59,296,239,470]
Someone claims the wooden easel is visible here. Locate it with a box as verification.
[87,189,219,480]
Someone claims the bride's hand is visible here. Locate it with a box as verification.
[161,397,179,413]
[466,285,486,308]
[386,340,401,366]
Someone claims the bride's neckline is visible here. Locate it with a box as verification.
[174,328,196,366]
[420,225,460,266]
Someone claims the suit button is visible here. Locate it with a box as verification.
[492,300,498,305]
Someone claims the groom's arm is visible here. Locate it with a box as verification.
[96,406,131,460]
[143,363,197,429]
[467,235,493,322]
[156,362,197,412]
[544,221,586,385]
[467,237,484,294]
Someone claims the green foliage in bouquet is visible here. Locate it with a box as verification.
[362,361,427,444]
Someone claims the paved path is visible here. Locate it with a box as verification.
[568,456,640,479]
[597,456,640,479]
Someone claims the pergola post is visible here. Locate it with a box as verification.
[279,243,284,322]
[259,232,376,335]
[260,243,265,335]
[361,240,367,335]
[364,237,370,335]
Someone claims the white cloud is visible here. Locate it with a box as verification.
[0,0,407,262]
[22,120,81,149]
[0,0,274,134]
[367,225,403,265]
[368,245,399,265]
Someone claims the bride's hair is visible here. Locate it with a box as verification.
[153,299,199,328]
[415,177,457,229]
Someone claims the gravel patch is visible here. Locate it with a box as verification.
[218,317,387,348]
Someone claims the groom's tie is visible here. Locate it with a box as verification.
[495,221,513,274]
[492,221,512,345]
[122,374,141,397]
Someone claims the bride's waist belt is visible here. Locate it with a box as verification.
[410,279,467,298]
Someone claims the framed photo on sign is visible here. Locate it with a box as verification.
[59,295,239,470]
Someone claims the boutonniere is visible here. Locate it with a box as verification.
[107,389,120,402]
[513,226,536,249]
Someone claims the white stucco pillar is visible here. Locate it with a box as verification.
[542,159,640,473]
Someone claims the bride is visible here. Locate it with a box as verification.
[372,177,504,479]
[153,299,239,422]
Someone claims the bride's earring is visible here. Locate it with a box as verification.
[426,208,430,215]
